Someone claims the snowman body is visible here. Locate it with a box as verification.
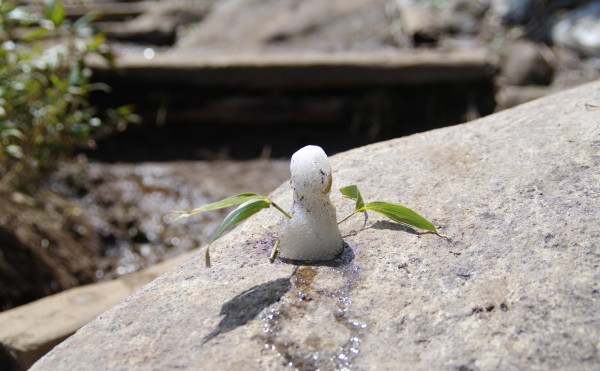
[278,145,344,260]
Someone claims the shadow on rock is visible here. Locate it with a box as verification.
[280,242,355,267]
[369,220,421,235]
[203,277,291,344]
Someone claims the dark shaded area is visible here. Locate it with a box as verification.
[279,242,355,267]
[519,0,591,42]
[0,227,56,310]
[0,344,16,371]
[202,277,291,344]
[0,192,100,311]
[370,220,422,235]
[89,80,496,161]
[108,30,176,46]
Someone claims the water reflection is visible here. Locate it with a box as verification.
[52,159,289,280]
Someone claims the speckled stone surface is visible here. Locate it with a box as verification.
[32,81,600,370]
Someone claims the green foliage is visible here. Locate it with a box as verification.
[0,0,137,189]
[171,193,271,221]
[204,198,273,267]
[339,184,364,210]
[208,199,273,245]
[339,185,439,234]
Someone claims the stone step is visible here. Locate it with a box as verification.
[92,49,494,89]
[0,249,198,371]
[88,49,497,161]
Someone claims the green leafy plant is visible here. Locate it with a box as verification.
[338,185,438,233]
[173,185,440,267]
[172,193,291,266]
[0,0,138,189]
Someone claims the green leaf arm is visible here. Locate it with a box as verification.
[21,27,52,42]
[204,198,272,267]
[340,184,365,210]
[361,201,438,234]
[46,0,65,27]
[209,199,272,244]
[171,193,268,221]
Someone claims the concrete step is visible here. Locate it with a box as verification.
[92,49,494,89]
[0,249,198,371]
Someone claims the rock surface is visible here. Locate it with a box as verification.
[499,40,554,86]
[176,0,392,52]
[33,81,600,370]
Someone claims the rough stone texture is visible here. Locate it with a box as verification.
[499,40,554,86]
[98,1,210,46]
[33,81,600,370]
[176,0,392,52]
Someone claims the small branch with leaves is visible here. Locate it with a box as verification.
[338,185,441,235]
[171,193,290,267]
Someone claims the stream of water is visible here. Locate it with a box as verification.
[51,158,290,279]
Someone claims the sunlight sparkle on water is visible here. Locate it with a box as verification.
[143,48,155,60]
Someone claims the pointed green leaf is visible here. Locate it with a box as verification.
[21,27,52,42]
[362,201,438,234]
[209,198,271,244]
[340,184,364,210]
[172,193,269,221]
[204,198,272,267]
[49,74,67,90]
[45,0,65,27]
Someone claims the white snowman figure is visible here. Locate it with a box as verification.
[278,145,344,261]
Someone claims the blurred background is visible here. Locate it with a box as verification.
[0,0,599,325]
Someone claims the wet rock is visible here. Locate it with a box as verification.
[552,1,600,57]
[32,81,600,369]
[499,40,554,86]
[51,160,290,280]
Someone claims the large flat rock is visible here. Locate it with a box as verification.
[32,81,600,370]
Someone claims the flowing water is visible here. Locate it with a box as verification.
[50,158,290,280]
